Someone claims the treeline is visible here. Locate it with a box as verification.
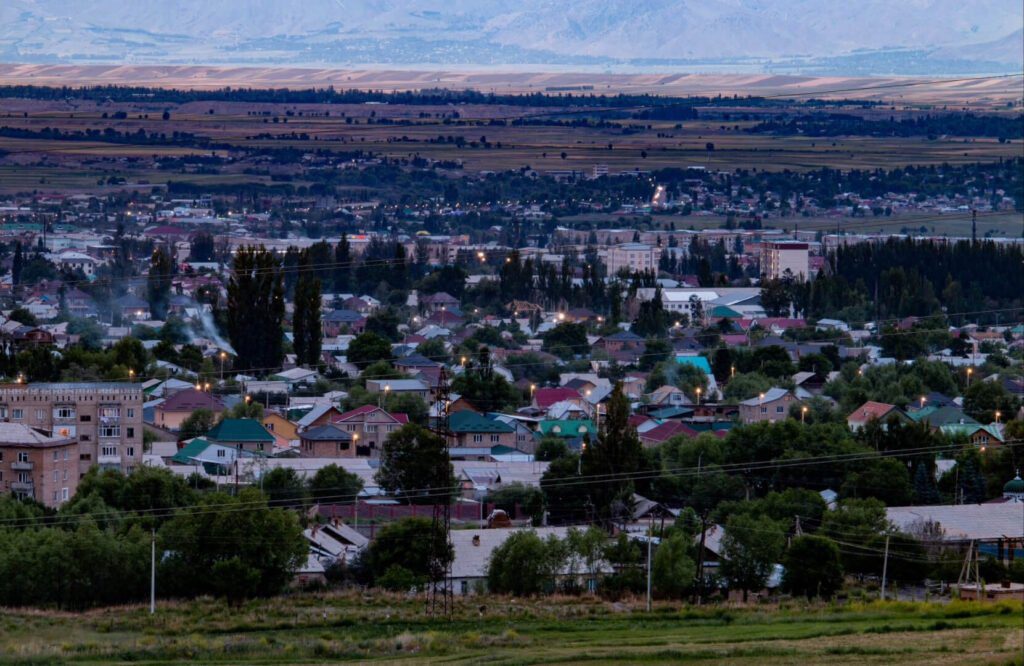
[748,113,1024,140]
[0,125,230,149]
[0,84,878,109]
[0,467,306,609]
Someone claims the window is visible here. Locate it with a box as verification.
[54,470,59,482]
[760,406,767,414]
[126,427,134,439]
[127,447,135,457]
[62,488,69,501]
[80,453,92,461]
[11,409,22,420]
[35,409,45,420]
[490,435,500,443]
[64,449,68,460]
[63,469,68,481]
[80,434,91,442]
[472,434,483,443]
[776,406,785,413]
[56,426,76,438]
[126,408,135,418]
[101,445,117,457]
[53,450,59,461]
[265,422,274,432]
[216,449,225,458]
[99,407,120,419]
[365,424,378,433]
[80,415,91,422]
[55,407,75,419]
[0,451,3,462]
[99,424,121,438]
[17,472,31,483]
[17,452,29,463]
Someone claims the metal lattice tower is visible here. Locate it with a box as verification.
[428,365,453,617]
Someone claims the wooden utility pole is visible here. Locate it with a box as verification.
[150,528,156,615]
[880,533,891,601]
[646,515,653,612]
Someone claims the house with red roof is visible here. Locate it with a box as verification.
[329,405,409,457]
[155,389,226,431]
[532,387,583,410]
[846,401,907,432]
[639,421,700,447]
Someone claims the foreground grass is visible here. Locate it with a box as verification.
[0,593,1021,664]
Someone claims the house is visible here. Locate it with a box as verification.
[154,389,226,431]
[939,423,1004,448]
[262,411,299,441]
[365,378,430,401]
[270,367,321,390]
[169,437,256,474]
[538,419,597,447]
[846,401,906,432]
[421,291,459,314]
[322,309,365,336]
[639,421,700,447]
[329,405,409,457]
[533,387,583,411]
[299,424,355,458]
[449,410,517,449]
[0,423,78,508]
[594,331,644,354]
[645,385,692,408]
[295,404,344,431]
[738,388,798,424]
[204,418,276,453]
[112,294,151,321]
[447,526,610,595]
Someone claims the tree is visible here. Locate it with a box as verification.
[652,532,696,598]
[8,306,37,326]
[11,241,23,286]
[912,462,941,504]
[309,464,364,504]
[720,514,786,601]
[260,468,308,507]
[782,535,844,599]
[292,251,322,367]
[581,383,642,523]
[147,247,174,320]
[722,372,773,402]
[179,408,215,440]
[633,288,669,337]
[536,437,570,461]
[333,235,351,293]
[159,489,306,601]
[542,322,587,360]
[346,332,393,368]
[359,518,451,588]
[820,498,889,575]
[188,232,216,262]
[227,245,285,373]
[487,482,544,526]
[639,338,671,371]
[487,530,566,595]
[375,424,455,504]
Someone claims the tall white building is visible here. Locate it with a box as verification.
[606,243,658,275]
[761,241,809,280]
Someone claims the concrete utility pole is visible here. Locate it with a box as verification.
[646,515,653,612]
[150,528,156,615]
[880,533,890,601]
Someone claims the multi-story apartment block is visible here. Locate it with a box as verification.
[0,382,144,478]
[606,243,659,276]
[0,422,79,508]
[760,241,809,280]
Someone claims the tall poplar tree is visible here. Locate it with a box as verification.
[147,247,174,319]
[292,251,322,367]
[227,245,285,373]
[581,382,643,523]
[333,235,351,293]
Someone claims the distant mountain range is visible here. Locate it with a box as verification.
[0,0,1021,75]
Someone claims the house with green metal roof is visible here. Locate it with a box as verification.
[205,418,275,453]
[169,437,261,474]
[939,423,1004,448]
[449,410,516,449]
[538,419,597,443]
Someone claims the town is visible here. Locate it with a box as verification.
[0,5,1022,663]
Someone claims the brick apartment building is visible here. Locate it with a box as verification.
[0,382,144,477]
[0,422,80,508]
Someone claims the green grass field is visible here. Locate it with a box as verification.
[1,594,1020,664]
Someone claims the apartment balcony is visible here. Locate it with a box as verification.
[10,481,34,493]
[11,460,33,471]
[97,454,123,467]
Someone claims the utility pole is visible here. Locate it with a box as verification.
[971,208,977,243]
[880,533,890,601]
[646,515,653,612]
[150,528,156,615]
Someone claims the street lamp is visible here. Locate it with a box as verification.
[220,351,227,382]
[919,396,926,409]
[730,365,736,380]
[995,410,1001,424]
[578,441,586,475]
[695,387,702,405]
[801,405,808,423]
[128,369,135,382]
[966,367,973,385]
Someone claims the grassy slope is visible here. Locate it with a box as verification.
[0,595,1021,664]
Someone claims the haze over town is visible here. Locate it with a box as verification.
[0,2,1021,664]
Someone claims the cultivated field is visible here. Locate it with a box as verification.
[0,594,1020,664]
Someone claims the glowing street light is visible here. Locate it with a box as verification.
[695,387,702,405]
[801,405,808,423]
[919,396,926,409]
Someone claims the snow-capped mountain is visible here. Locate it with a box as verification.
[0,0,1020,74]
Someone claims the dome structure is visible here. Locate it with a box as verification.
[1002,473,1024,501]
